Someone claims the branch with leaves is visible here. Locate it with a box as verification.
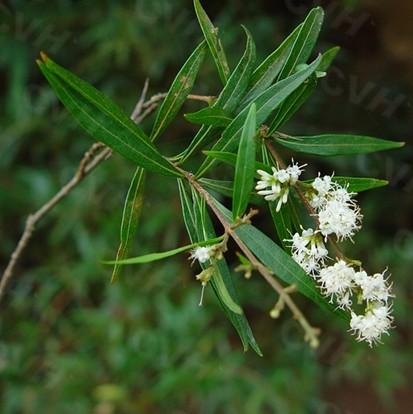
[3,1,404,352]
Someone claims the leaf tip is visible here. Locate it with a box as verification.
[313,6,325,17]
[39,51,49,63]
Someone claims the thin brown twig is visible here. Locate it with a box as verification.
[0,83,172,303]
[0,144,112,303]
[142,92,215,109]
[183,170,320,348]
[131,78,150,122]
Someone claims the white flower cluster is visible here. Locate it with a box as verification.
[350,303,393,346]
[317,261,393,345]
[256,160,305,212]
[289,228,328,275]
[260,166,393,346]
[310,175,362,241]
[290,238,393,345]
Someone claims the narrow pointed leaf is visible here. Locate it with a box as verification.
[111,37,207,279]
[334,177,388,192]
[111,167,146,282]
[105,236,223,265]
[232,103,257,220]
[275,134,405,156]
[214,199,348,320]
[214,26,256,113]
[241,23,302,106]
[278,7,324,80]
[269,78,317,132]
[185,106,232,127]
[178,29,256,162]
[317,46,340,72]
[193,0,230,85]
[177,180,262,355]
[177,180,198,238]
[150,41,207,141]
[38,56,180,177]
[197,55,322,176]
[269,46,339,133]
[211,263,243,314]
[189,189,242,315]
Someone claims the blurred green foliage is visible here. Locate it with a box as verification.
[1,0,412,413]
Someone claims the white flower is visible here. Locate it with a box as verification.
[190,246,213,264]
[317,260,355,301]
[318,198,362,240]
[350,304,393,346]
[255,169,277,190]
[286,163,304,184]
[312,175,332,198]
[309,175,362,241]
[354,269,392,303]
[256,160,306,212]
[336,291,353,310]
[276,169,290,183]
[289,228,328,275]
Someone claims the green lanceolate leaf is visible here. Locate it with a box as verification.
[112,37,207,278]
[278,7,324,80]
[185,106,232,127]
[232,103,257,220]
[303,176,388,193]
[214,26,256,112]
[214,199,348,320]
[269,78,317,133]
[196,55,322,177]
[37,55,181,177]
[202,151,270,173]
[177,180,198,238]
[193,0,230,85]
[199,178,263,205]
[150,41,207,141]
[333,177,389,192]
[111,167,146,282]
[211,263,243,314]
[317,45,340,72]
[189,189,242,315]
[241,23,303,107]
[269,46,339,133]
[180,28,255,161]
[275,133,405,156]
[177,180,262,355]
[105,236,223,265]
[111,40,208,279]
[111,36,207,278]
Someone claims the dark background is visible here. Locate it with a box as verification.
[1,0,412,413]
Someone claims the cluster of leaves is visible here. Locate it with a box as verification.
[36,1,403,354]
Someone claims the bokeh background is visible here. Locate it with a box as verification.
[1,0,412,413]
